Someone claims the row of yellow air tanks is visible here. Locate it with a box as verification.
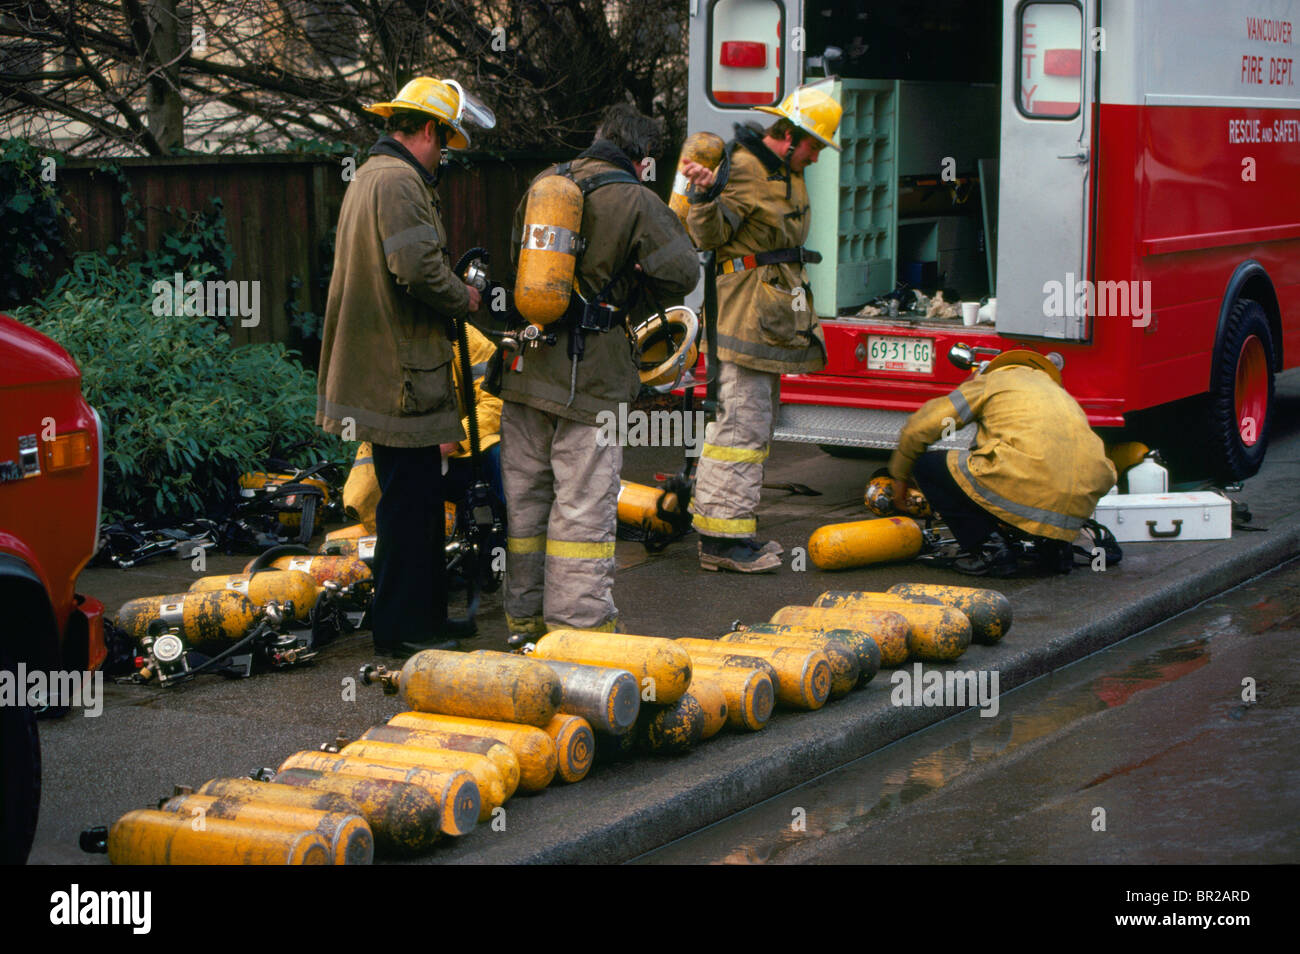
[884,583,1013,645]
[116,589,262,651]
[97,809,333,865]
[241,553,372,589]
[736,624,883,685]
[515,174,584,325]
[807,516,925,571]
[276,750,480,837]
[530,630,693,705]
[361,649,562,726]
[159,791,373,866]
[201,774,444,857]
[328,739,510,821]
[675,638,832,711]
[718,630,865,696]
[188,569,319,623]
[769,605,914,668]
[617,480,682,537]
[810,592,973,663]
[387,712,559,791]
[669,131,726,223]
[348,726,521,799]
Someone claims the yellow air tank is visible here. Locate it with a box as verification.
[676,638,830,711]
[808,516,924,570]
[769,606,912,668]
[669,131,726,223]
[739,623,883,684]
[718,630,860,698]
[202,774,441,857]
[106,809,330,865]
[160,793,372,866]
[886,583,1013,645]
[324,522,371,542]
[116,590,260,651]
[357,725,521,798]
[617,480,682,537]
[638,694,708,753]
[276,751,479,837]
[689,663,774,731]
[336,741,509,817]
[544,714,594,783]
[812,592,972,663]
[685,677,729,739]
[387,712,557,792]
[188,570,318,623]
[515,175,584,325]
[362,650,562,727]
[243,554,373,588]
[532,630,692,705]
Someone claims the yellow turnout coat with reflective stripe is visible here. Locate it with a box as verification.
[888,365,1117,542]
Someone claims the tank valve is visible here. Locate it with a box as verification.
[359,663,400,694]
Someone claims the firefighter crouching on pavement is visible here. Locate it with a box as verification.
[316,76,493,656]
[680,84,841,573]
[499,103,699,645]
[888,350,1118,576]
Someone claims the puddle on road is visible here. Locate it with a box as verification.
[632,568,1291,864]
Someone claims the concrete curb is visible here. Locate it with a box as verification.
[434,510,1300,864]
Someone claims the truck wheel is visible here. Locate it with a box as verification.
[1207,299,1274,482]
[0,654,41,864]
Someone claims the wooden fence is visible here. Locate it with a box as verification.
[52,151,564,355]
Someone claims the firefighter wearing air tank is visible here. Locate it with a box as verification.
[499,104,699,642]
[679,84,841,572]
[888,350,1117,575]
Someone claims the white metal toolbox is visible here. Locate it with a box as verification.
[1091,491,1232,543]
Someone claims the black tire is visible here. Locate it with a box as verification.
[1207,298,1275,482]
[0,653,41,865]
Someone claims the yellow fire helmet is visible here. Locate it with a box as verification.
[365,77,495,149]
[982,349,1064,385]
[754,82,842,151]
[632,306,700,392]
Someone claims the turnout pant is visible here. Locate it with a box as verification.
[370,442,448,647]
[911,450,999,552]
[501,402,621,635]
[690,361,781,539]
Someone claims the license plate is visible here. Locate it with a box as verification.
[866,336,934,373]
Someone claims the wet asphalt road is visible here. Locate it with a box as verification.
[637,557,1300,864]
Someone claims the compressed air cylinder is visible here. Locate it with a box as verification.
[813,592,972,663]
[107,809,330,865]
[769,606,911,668]
[276,751,479,837]
[637,694,708,753]
[617,481,681,537]
[690,663,774,731]
[531,658,641,735]
[740,623,883,684]
[324,523,370,543]
[243,554,373,588]
[515,174,584,324]
[320,535,377,564]
[204,773,442,857]
[676,638,831,711]
[188,570,318,623]
[718,631,858,699]
[886,583,1013,645]
[544,714,595,783]
[807,517,924,570]
[533,630,692,705]
[387,712,557,792]
[669,131,726,223]
[160,793,372,866]
[387,649,562,727]
[685,676,729,739]
[116,590,260,650]
[358,725,521,798]
[338,740,508,817]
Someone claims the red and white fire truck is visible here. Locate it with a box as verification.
[688,0,1298,480]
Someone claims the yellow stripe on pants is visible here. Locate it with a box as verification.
[700,442,770,463]
[546,540,617,559]
[508,534,547,554]
[692,514,757,535]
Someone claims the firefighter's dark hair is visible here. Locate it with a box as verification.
[387,108,449,145]
[765,117,810,146]
[595,102,665,161]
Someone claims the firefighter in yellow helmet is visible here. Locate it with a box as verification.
[679,83,841,572]
[317,76,494,656]
[888,350,1117,576]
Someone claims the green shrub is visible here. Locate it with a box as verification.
[0,139,70,308]
[13,253,345,522]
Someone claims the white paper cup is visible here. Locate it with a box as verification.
[961,302,980,326]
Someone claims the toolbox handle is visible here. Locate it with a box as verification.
[1146,519,1183,539]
